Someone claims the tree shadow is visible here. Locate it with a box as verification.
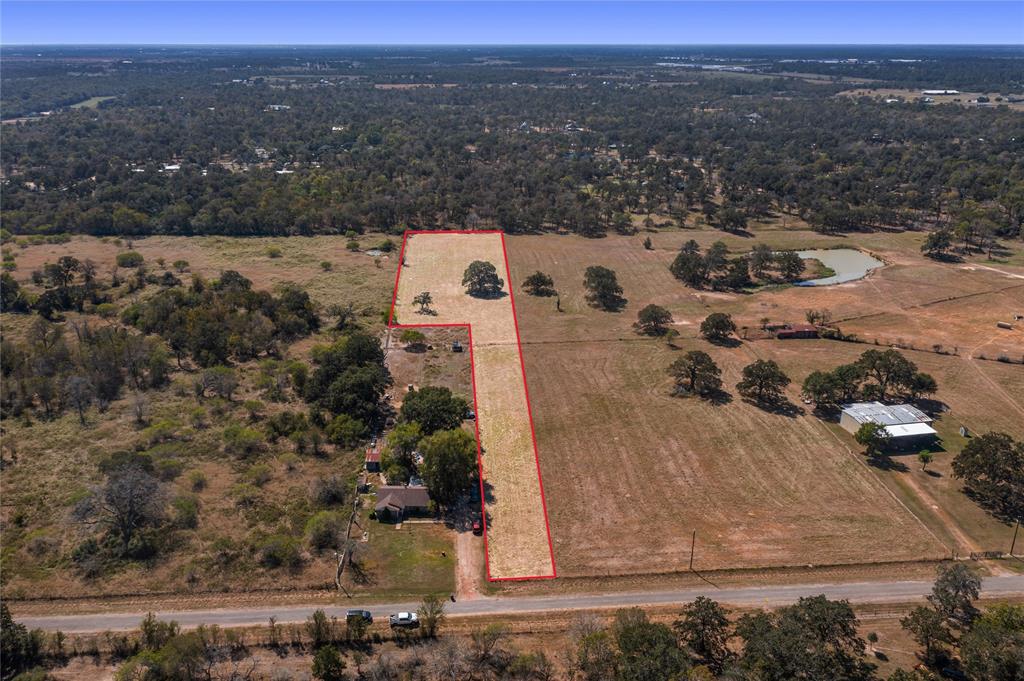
[481,479,496,505]
[866,455,909,472]
[347,556,375,586]
[915,397,949,417]
[744,397,803,418]
[468,289,509,300]
[706,336,742,348]
[925,469,942,478]
[706,389,733,406]
[720,228,756,239]
[961,486,1021,524]
[590,296,628,313]
[925,252,964,264]
[414,308,438,316]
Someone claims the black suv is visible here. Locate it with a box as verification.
[345,609,373,624]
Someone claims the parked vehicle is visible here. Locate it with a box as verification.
[389,612,419,628]
[346,609,373,624]
[472,520,483,535]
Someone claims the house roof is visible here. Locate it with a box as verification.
[365,449,381,463]
[375,485,430,512]
[783,324,818,333]
[884,423,938,438]
[841,401,932,426]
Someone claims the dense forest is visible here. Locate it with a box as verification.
[2,46,1022,241]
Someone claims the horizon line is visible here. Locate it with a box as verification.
[5,42,1023,47]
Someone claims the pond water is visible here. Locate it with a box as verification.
[796,248,885,286]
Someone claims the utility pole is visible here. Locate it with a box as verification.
[689,530,696,571]
[1011,519,1020,557]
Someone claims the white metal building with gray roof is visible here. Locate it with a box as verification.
[839,401,937,448]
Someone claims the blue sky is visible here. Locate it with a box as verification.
[2,1,1022,45]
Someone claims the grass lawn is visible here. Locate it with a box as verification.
[349,504,455,600]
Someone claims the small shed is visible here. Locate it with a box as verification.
[374,485,431,522]
[451,340,463,353]
[364,448,381,472]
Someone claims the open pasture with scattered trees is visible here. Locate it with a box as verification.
[506,229,1024,578]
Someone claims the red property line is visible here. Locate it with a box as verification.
[387,229,557,582]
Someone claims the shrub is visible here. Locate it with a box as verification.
[305,511,346,551]
[223,424,266,458]
[142,419,180,446]
[257,533,302,569]
[154,457,185,481]
[116,252,145,268]
[95,302,117,319]
[312,475,347,507]
[188,470,208,492]
[265,246,283,258]
[189,407,207,430]
[172,495,199,529]
[320,261,333,271]
[244,463,273,487]
[345,240,360,251]
[72,538,104,578]
[243,400,266,421]
[230,483,261,508]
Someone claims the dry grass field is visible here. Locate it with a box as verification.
[1,234,464,603]
[505,229,1024,579]
[392,232,555,580]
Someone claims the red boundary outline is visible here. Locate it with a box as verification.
[387,229,557,582]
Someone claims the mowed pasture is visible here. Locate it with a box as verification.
[506,231,1023,578]
[392,233,555,580]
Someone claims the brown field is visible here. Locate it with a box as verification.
[505,230,1024,579]
[392,233,554,580]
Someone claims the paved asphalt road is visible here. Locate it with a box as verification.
[17,575,1024,633]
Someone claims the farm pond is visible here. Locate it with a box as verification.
[796,248,884,286]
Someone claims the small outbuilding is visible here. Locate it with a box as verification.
[374,485,431,522]
[365,447,381,472]
[776,324,819,339]
[839,401,937,450]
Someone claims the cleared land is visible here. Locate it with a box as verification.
[391,232,554,580]
[505,230,1023,579]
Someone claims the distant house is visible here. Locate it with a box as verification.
[374,485,431,522]
[839,401,937,450]
[775,323,818,339]
[922,90,959,96]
